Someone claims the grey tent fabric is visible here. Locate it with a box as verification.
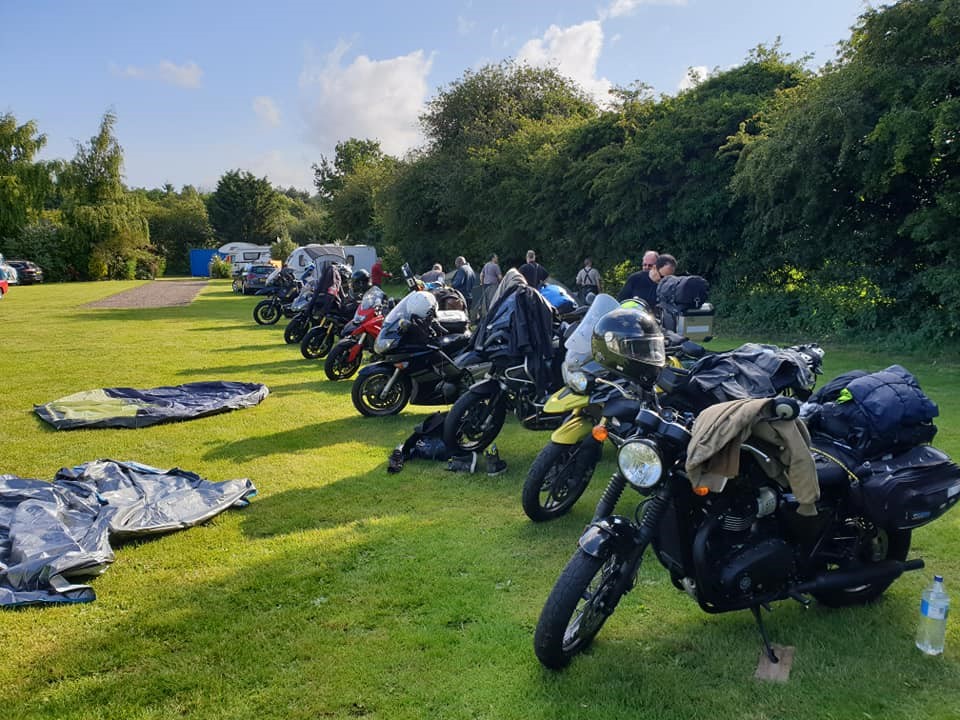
[34,381,269,430]
[0,460,256,608]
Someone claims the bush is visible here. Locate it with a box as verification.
[602,259,640,297]
[209,255,232,279]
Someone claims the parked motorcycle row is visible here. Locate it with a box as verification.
[239,261,960,672]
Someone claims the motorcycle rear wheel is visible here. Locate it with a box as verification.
[442,390,507,454]
[534,549,624,669]
[301,325,335,359]
[325,339,363,381]
[812,524,912,607]
[522,439,601,522]
[253,300,281,325]
[351,368,411,416]
[284,316,310,344]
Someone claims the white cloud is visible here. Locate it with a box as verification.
[253,96,281,127]
[457,15,475,35]
[111,60,202,88]
[247,149,316,191]
[677,65,709,92]
[601,0,688,20]
[517,21,612,105]
[298,42,433,157]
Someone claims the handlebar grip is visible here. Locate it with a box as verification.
[773,396,800,420]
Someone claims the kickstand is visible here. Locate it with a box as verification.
[751,605,779,664]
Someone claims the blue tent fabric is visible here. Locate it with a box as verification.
[35,381,269,430]
[0,460,256,607]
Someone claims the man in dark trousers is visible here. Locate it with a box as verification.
[451,256,476,309]
[519,249,548,288]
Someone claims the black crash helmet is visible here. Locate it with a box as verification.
[351,268,371,294]
[591,307,666,384]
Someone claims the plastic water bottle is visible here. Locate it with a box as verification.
[916,575,950,656]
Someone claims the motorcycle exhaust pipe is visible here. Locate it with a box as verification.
[793,558,924,595]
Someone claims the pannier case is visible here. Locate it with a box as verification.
[859,445,960,529]
[674,307,715,342]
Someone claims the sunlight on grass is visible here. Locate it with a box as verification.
[1,279,958,720]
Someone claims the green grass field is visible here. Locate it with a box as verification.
[1,280,959,720]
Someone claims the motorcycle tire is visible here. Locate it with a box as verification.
[253,300,281,325]
[534,549,626,670]
[232,278,243,294]
[812,526,912,608]
[442,390,507,454]
[522,439,602,522]
[301,325,335,360]
[351,368,411,417]
[325,339,363,381]
[284,316,309,345]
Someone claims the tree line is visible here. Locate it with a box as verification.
[2,0,957,341]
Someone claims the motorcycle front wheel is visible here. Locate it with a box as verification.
[534,549,626,669]
[522,439,602,522]
[284,316,310,344]
[351,368,411,416]
[253,300,281,325]
[325,339,363,381]
[301,324,335,359]
[442,390,507,454]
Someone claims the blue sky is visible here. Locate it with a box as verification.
[1,0,872,191]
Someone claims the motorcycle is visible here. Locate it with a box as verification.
[351,290,481,417]
[522,299,823,523]
[284,263,352,345]
[323,286,390,380]
[300,298,358,360]
[533,393,960,669]
[252,268,301,325]
[441,275,573,454]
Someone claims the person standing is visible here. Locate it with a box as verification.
[618,250,660,307]
[479,253,503,318]
[575,257,602,302]
[519,249,548,288]
[451,256,476,309]
[370,257,391,287]
[421,263,445,283]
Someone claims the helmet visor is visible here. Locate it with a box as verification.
[608,334,666,367]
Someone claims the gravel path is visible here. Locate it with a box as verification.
[85,280,209,309]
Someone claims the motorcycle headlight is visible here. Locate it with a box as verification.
[567,370,589,393]
[617,439,663,490]
[374,336,396,354]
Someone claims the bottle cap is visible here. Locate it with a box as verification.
[935,575,944,583]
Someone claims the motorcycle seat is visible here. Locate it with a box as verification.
[437,333,472,353]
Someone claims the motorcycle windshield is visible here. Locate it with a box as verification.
[291,289,314,312]
[375,292,437,354]
[264,268,281,285]
[564,293,621,371]
[360,286,386,311]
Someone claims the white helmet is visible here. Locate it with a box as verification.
[405,290,438,320]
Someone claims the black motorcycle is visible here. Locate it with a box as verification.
[252,268,300,325]
[351,290,484,417]
[533,396,960,669]
[284,264,352,344]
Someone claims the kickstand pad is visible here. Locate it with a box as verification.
[755,645,795,682]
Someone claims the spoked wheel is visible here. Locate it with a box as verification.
[522,439,602,522]
[442,390,507,454]
[325,339,364,381]
[812,521,912,607]
[301,324,335,359]
[351,368,411,417]
[534,549,626,669]
[284,316,310,344]
[253,300,281,325]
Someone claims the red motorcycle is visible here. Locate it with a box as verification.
[324,286,390,380]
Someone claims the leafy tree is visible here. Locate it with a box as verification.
[207,170,284,244]
[312,138,387,200]
[289,211,330,245]
[0,113,57,241]
[271,236,297,262]
[145,190,216,275]
[59,112,153,279]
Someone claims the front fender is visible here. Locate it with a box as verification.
[578,516,640,559]
[356,361,393,382]
[466,377,501,398]
[550,413,594,444]
[544,387,590,414]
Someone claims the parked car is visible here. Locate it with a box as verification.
[6,260,43,284]
[241,264,276,294]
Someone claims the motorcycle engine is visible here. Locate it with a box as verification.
[700,484,795,601]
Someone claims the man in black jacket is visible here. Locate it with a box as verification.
[519,249,549,288]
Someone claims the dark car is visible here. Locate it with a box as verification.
[7,260,43,284]
[242,264,276,294]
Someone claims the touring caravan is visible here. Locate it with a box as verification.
[218,242,273,275]
[285,244,348,273]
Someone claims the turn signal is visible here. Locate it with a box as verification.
[591,425,608,442]
[692,485,710,496]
